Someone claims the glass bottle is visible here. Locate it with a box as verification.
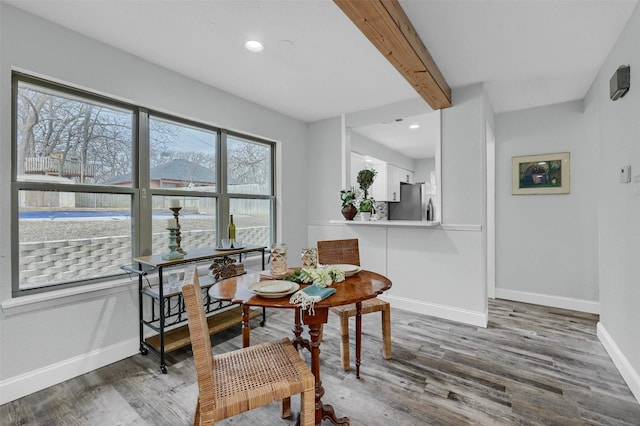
[228,214,236,248]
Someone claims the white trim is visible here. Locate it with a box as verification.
[1,278,136,317]
[308,220,344,227]
[440,224,482,232]
[597,322,640,404]
[382,294,487,328]
[0,337,139,405]
[331,219,441,228]
[327,219,482,232]
[1,265,214,317]
[495,288,599,314]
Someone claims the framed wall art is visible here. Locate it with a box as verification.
[512,152,570,195]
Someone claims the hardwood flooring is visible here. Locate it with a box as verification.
[2,299,639,425]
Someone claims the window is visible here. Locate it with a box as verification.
[16,81,134,187]
[149,117,217,192]
[148,117,219,255]
[18,190,133,290]
[225,135,274,247]
[14,76,135,293]
[150,195,217,255]
[12,73,275,296]
[226,135,272,195]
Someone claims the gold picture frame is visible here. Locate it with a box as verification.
[512,152,570,195]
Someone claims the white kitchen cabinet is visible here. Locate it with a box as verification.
[351,152,414,202]
[352,152,385,198]
[377,164,415,202]
[386,165,400,202]
[386,165,415,201]
[400,168,414,184]
[369,161,387,201]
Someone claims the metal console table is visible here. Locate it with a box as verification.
[128,245,267,373]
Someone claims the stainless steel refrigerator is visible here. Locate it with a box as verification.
[388,182,428,220]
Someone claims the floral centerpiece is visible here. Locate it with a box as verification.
[282,266,346,287]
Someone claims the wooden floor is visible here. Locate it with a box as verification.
[2,299,640,425]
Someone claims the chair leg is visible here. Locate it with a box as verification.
[339,313,350,371]
[318,323,324,341]
[382,304,392,360]
[300,387,315,426]
[355,303,362,379]
[193,398,201,426]
[280,397,291,418]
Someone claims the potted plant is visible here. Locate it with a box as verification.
[356,168,377,221]
[340,188,358,220]
[358,197,374,221]
[357,168,377,199]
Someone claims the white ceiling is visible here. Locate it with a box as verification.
[351,111,440,159]
[7,0,638,159]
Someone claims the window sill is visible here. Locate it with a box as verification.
[1,263,218,317]
[1,276,137,318]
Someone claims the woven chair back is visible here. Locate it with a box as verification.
[182,267,217,414]
[317,239,360,266]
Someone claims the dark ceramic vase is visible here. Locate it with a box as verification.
[341,205,358,220]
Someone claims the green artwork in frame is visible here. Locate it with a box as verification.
[512,152,570,195]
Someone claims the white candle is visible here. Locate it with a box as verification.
[170,199,181,208]
[167,218,177,228]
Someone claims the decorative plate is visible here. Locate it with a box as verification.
[248,280,300,298]
[329,264,362,277]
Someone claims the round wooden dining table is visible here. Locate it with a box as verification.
[209,268,392,426]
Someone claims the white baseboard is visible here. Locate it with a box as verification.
[382,294,487,328]
[495,288,599,314]
[0,338,138,405]
[597,322,640,404]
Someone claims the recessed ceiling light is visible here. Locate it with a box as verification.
[409,123,420,130]
[244,40,264,53]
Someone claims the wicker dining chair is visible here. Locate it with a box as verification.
[181,266,315,426]
[316,239,392,377]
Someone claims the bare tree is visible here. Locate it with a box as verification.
[17,84,264,188]
[17,86,135,183]
[227,139,269,185]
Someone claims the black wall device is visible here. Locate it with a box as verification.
[610,65,630,101]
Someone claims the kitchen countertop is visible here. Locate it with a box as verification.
[330,219,441,227]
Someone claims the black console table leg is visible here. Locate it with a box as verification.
[158,266,167,374]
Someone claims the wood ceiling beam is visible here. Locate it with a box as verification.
[334,0,451,110]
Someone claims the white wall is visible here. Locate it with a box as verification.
[309,83,490,327]
[584,1,640,402]
[441,84,487,225]
[494,101,600,313]
[307,117,343,223]
[0,4,309,402]
[350,131,416,171]
[414,157,435,184]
